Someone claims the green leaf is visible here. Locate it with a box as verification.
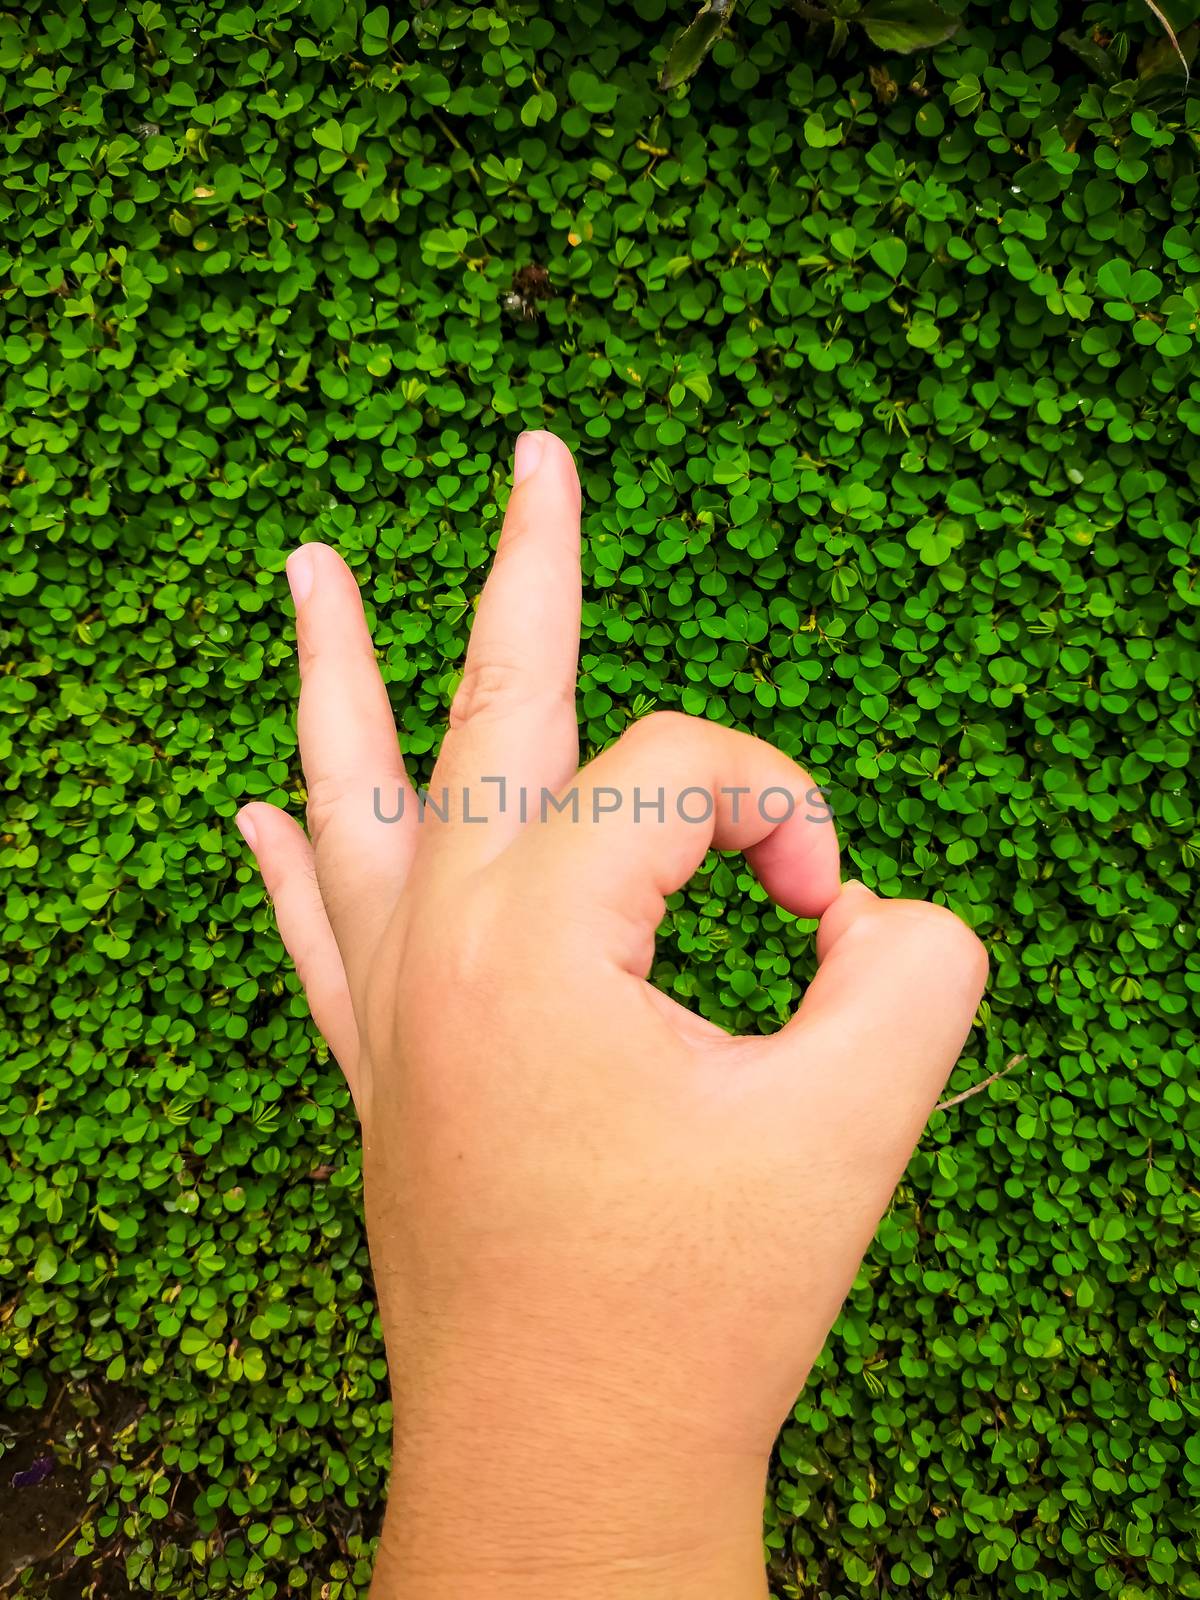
[660,0,736,91]
[948,74,982,113]
[33,1246,59,1283]
[312,120,344,152]
[869,236,908,277]
[914,101,945,137]
[568,69,619,114]
[859,0,961,54]
[142,135,176,171]
[241,1347,267,1383]
[906,317,940,348]
[682,370,712,402]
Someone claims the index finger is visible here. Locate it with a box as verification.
[289,543,417,977]
[509,711,841,977]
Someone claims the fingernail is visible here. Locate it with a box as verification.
[842,878,874,897]
[513,430,548,487]
[235,809,259,851]
[287,547,315,606]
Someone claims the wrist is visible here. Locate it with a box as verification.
[373,1507,767,1600]
[368,1361,771,1599]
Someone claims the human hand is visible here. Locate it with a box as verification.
[235,431,988,1598]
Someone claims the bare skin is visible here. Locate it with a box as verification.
[235,431,989,1598]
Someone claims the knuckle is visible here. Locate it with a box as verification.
[449,657,556,730]
[289,938,317,996]
[400,884,505,1010]
[449,658,518,728]
[899,899,989,975]
[622,708,698,750]
[305,773,350,843]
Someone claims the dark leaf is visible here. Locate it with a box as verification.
[1140,0,1192,82]
[660,0,737,90]
[1059,29,1121,83]
[1137,17,1199,81]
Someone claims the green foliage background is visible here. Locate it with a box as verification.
[2,0,1199,1595]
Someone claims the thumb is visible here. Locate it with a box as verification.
[763,881,989,1145]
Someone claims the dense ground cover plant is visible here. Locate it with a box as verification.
[1,0,1198,1594]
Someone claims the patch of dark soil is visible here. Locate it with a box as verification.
[0,1383,140,1598]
